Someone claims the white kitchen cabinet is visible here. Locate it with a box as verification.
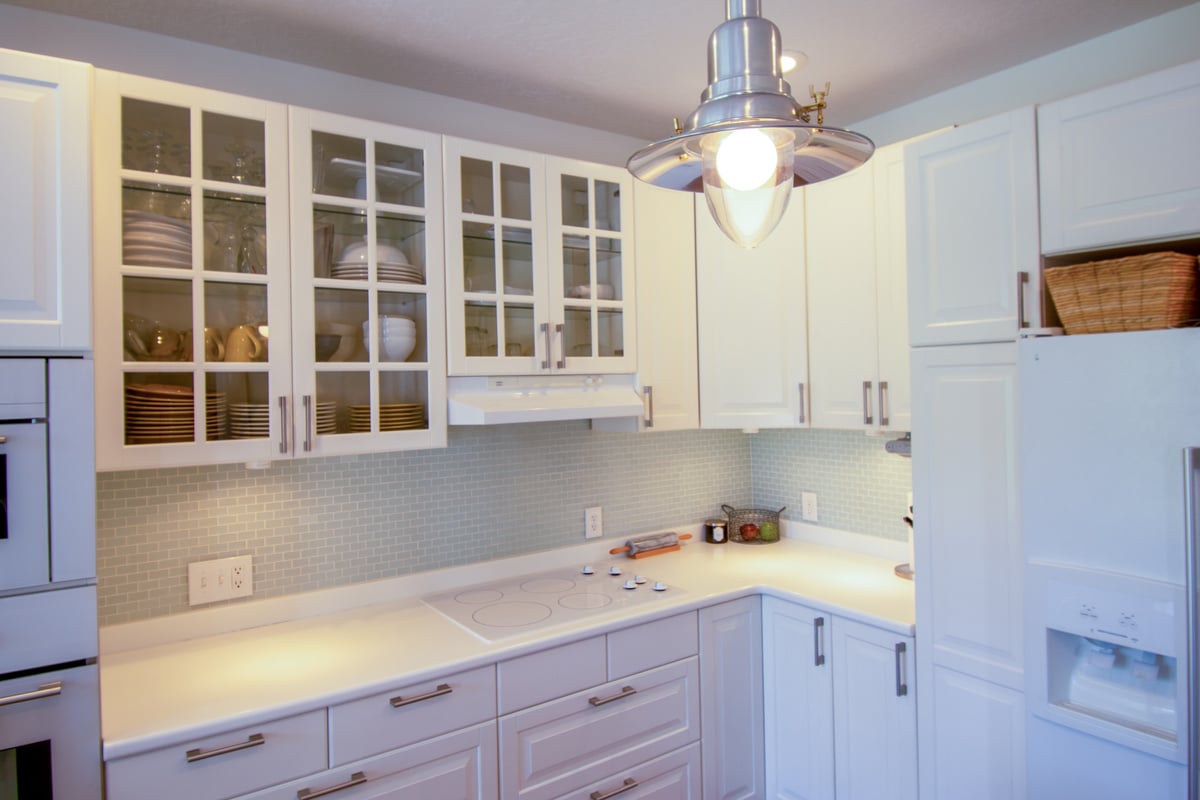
[554,743,701,800]
[804,142,910,432]
[762,597,834,800]
[831,617,917,800]
[593,182,698,433]
[0,49,91,352]
[443,138,635,376]
[287,106,447,456]
[698,596,764,800]
[695,194,808,429]
[911,342,1024,799]
[905,108,1041,346]
[1038,59,1200,254]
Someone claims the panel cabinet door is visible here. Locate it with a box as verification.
[699,596,764,800]
[905,108,1040,346]
[1039,60,1200,254]
[872,142,912,432]
[0,49,91,351]
[761,597,834,800]
[696,196,808,429]
[831,618,917,800]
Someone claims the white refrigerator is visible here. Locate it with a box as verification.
[1020,328,1200,799]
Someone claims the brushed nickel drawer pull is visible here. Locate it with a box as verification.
[389,683,452,708]
[643,385,654,428]
[186,733,265,763]
[879,380,890,428]
[297,771,367,800]
[554,322,566,369]
[591,777,638,800]
[540,322,552,370]
[588,685,637,707]
[1016,271,1029,331]
[278,396,289,454]
[895,642,909,697]
[798,382,806,424]
[862,380,873,425]
[814,616,826,667]
[0,681,62,708]
[302,394,314,452]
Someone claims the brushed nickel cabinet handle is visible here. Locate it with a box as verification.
[540,322,552,370]
[0,681,62,708]
[589,685,637,707]
[798,382,806,424]
[591,777,638,800]
[555,322,566,369]
[302,394,313,452]
[0,435,7,444]
[814,616,826,666]
[297,772,367,800]
[895,642,909,697]
[389,682,452,708]
[879,380,890,428]
[1017,271,1029,331]
[277,396,289,454]
[643,385,654,428]
[186,733,265,763]
[862,381,873,425]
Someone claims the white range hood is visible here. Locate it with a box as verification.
[447,374,645,425]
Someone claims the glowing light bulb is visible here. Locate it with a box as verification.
[715,129,779,191]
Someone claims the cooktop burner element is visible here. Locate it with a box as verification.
[423,565,681,642]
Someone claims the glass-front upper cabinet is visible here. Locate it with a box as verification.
[288,108,446,455]
[93,71,292,470]
[443,139,636,375]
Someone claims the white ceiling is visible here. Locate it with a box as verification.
[7,0,1193,140]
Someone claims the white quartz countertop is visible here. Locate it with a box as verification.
[100,531,914,761]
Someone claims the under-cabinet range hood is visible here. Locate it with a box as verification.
[447,375,645,425]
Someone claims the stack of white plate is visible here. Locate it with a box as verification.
[123,210,192,269]
[348,403,426,432]
[330,262,424,284]
[124,384,226,444]
[229,403,270,439]
[315,401,337,435]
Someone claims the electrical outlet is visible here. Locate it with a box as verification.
[584,506,603,539]
[188,555,253,606]
[801,492,818,522]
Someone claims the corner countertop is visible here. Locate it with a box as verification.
[99,526,914,761]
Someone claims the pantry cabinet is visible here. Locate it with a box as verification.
[443,138,635,376]
[0,49,92,352]
[696,196,808,429]
[805,142,910,432]
[905,108,1041,346]
[1038,59,1200,254]
[699,596,764,800]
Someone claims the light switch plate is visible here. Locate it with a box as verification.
[188,555,253,606]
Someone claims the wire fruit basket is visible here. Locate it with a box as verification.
[721,504,785,544]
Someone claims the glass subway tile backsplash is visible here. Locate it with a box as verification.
[96,423,912,625]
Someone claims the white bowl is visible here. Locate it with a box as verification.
[338,239,409,266]
[382,337,416,361]
[379,315,415,329]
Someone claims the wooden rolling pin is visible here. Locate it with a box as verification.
[610,532,693,558]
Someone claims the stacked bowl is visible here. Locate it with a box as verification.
[363,316,417,362]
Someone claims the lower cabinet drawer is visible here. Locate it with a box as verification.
[329,664,496,765]
[499,658,699,800]
[104,708,328,800]
[235,721,498,800]
[553,742,700,800]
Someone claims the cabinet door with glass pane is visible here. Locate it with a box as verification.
[547,157,636,374]
[93,71,292,470]
[444,138,548,375]
[289,108,446,455]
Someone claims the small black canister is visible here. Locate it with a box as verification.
[704,518,728,544]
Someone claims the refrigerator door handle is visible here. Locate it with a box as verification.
[1185,447,1199,800]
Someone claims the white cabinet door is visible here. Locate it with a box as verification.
[805,163,878,431]
[0,49,91,352]
[905,108,1041,346]
[699,596,764,800]
[871,142,912,432]
[696,195,808,429]
[923,666,1025,800]
[761,597,834,800]
[1039,60,1200,254]
[831,619,917,800]
[594,182,698,432]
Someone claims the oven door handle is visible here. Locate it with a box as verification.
[0,681,62,708]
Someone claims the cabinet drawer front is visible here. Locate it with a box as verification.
[329,664,496,766]
[607,611,697,680]
[236,722,498,800]
[498,635,606,714]
[499,658,699,800]
[104,709,327,800]
[553,742,700,800]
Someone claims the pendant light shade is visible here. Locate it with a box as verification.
[627,0,874,248]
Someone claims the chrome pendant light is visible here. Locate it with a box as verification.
[627,0,874,248]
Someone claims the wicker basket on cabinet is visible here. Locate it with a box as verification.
[1043,251,1198,334]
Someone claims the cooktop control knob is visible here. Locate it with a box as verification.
[634,575,647,584]
[609,566,622,576]
[623,579,636,590]
[652,581,668,592]
[581,566,594,575]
